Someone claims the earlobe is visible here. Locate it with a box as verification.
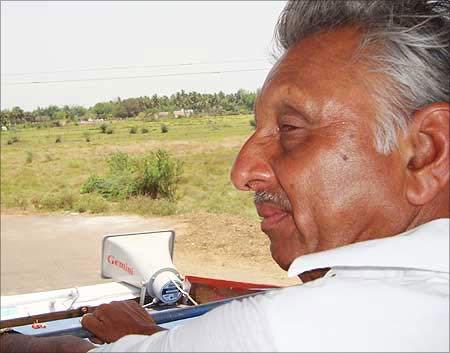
[405,103,449,206]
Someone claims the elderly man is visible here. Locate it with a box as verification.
[1,0,448,351]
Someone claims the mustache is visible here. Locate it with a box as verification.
[254,190,292,212]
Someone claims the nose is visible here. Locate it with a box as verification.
[230,134,276,192]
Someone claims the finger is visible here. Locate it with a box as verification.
[82,314,109,343]
[81,313,103,332]
[80,313,93,327]
[95,303,110,315]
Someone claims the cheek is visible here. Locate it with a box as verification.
[274,134,405,247]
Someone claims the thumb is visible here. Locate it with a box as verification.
[81,313,102,332]
[81,314,109,343]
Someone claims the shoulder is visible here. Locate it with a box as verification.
[262,273,449,351]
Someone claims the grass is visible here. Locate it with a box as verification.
[0,115,257,219]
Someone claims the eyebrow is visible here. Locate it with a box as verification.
[253,82,316,126]
[277,84,315,125]
[280,99,313,124]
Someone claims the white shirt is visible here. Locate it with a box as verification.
[90,218,449,352]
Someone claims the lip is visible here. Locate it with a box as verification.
[256,203,290,231]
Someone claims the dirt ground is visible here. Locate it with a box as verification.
[0,212,298,296]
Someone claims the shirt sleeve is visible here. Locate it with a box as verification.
[88,292,279,352]
[88,272,449,352]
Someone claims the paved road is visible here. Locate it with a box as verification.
[1,214,179,295]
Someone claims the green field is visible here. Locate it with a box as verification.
[0,115,258,219]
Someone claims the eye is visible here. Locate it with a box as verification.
[280,123,298,133]
[278,113,305,133]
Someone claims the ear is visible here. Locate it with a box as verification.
[403,102,449,205]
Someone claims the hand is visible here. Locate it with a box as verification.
[81,300,165,344]
[0,334,94,353]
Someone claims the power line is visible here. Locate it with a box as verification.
[1,58,269,77]
[3,68,271,86]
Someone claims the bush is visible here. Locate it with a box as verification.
[81,173,135,200]
[33,191,77,211]
[141,127,149,134]
[133,150,183,200]
[107,151,132,173]
[80,175,105,194]
[55,136,62,143]
[99,123,108,133]
[81,150,183,201]
[51,120,61,127]
[7,136,19,145]
[25,151,33,164]
[161,124,169,133]
[249,119,256,129]
[129,127,137,134]
[105,126,114,134]
[74,194,109,213]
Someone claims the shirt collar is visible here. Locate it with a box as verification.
[288,218,449,277]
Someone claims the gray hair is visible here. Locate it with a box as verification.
[274,0,449,154]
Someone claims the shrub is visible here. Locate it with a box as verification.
[74,194,109,213]
[81,173,134,200]
[129,127,137,134]
[51,120,61,127]
[7,136,19,145]
[107,151,132,173]
[249,119,256,129]
[80,175,105,194]
[105,126,114,134]
[13,195,29,209]
[81,150,183,201]
[133,149,183,200]
[161,124,169,133]
[99,123,108,133]
[141,127,149,134]
[25,151,33,164]
[34,191,77,211]
[55,136,62,143]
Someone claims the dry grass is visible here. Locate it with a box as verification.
[1,115,256,218]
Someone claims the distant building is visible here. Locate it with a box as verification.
[1,126,7,131]
[155,112,169,119]
[80,119,95,125]
[173,109,194,118]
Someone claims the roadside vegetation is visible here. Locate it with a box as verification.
[0,89,256,127]
[81,150,183,201]
[0,114,257,219]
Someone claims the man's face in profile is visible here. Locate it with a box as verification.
[231,26,417,270]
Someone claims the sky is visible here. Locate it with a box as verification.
[0,1,287,111]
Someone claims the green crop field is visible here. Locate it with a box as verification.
[0,115,258,219]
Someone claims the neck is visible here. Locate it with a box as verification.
[408,188,450,230]
[298,268,330,283]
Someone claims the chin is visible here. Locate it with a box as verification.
[270,240,311,271]
[271,248,294,271]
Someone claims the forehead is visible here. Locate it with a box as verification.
[258,27,374,117]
